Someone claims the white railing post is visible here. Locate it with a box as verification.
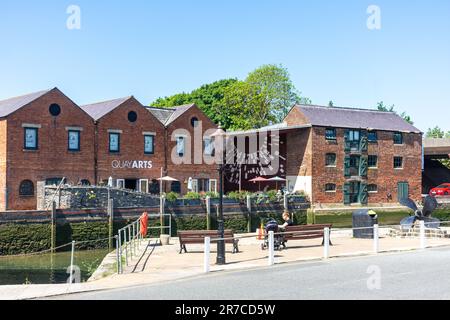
[420,220,426,249]
[323,228,330,259]
[204,237,211,273]
[69,240,75,284]
[268,231,275,266]
[373,224,379,254]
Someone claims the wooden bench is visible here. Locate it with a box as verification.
[177,230,239,254]
[282,224,333,248]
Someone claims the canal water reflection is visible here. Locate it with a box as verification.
[0,249,110,285]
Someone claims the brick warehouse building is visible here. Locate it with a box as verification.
[0,89,219,210]
[0,88,422,210]
[225,104,423,206]
[0,88,96,211]
[80,96,166,193]
[148,104,219,195]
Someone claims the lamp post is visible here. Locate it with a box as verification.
[211,125,226,265]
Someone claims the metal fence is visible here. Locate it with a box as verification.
[116,213,172,274]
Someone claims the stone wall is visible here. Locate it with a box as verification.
[38,185,160,210]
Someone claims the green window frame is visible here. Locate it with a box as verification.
[144,135,155,155]
[393,132,403,145]
[325,153,337,167]
[24,127,38,150]
[68,130,81,151]
[368,155,378,168]
[394,156,403,169]
[109,133,120,153]
[325,128,337,141]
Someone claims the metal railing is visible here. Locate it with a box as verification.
[201,220,450,273]
[116,213,172,274]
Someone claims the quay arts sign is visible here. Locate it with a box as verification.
[112,160,153,170]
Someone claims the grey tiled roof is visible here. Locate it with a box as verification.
[80,96,132,121]
[0,89,52,117]
[294,104,421,133]
[147,104,195,126]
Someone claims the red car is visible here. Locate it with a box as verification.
[430,183,450,196]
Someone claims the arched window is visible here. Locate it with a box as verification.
[19,180,34,196]
[80,179,91,186]
[149,179,160,195]
[171,181,181,193]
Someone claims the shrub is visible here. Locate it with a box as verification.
[184,192,201,200]
[227,191,253,201]
[204,192,219,199]
[165,192,179,203]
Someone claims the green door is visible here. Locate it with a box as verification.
[397,182,409,201]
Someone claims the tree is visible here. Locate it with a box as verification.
[376,101,414,125]
[151,79,238,129]
[426,126,446,138]
[150,64,310,130]
[328,101,334,107]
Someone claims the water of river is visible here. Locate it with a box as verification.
[0,249,110,286]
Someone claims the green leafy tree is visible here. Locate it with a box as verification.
[150,65,310,130]
[376,101,414,125]
[223,64,309,130]
[426,126,446,138]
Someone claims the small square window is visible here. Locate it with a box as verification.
[393,132,403,145]
[325,153,337,167]
[368,131,378,142]
[325,183,337,192]
[24,128,38,150]
[368,184,378,193]
[109,133,120,153]
[68,130,80,151]
[394,157,403,169]
[144,135,154,154]
[325,128,336,140]
[368,155,378,168]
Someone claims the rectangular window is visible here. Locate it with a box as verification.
[177,136,185,157]
[348,130,360,142]
[393,132,403,145]
[394,157,403,169]
[144,135,154,154]
[325,183,337,192]
[68,130,80,151]
[368,155,378,168]
[24,128,38,150]
[209,179,218,193]
[325,128,336,140]
[139,179,149,193]
[368,131,378,142]
[109,133,120,153]
[204,138,214,156]
[116,179,125,189]
[325,153,337,167]
[368,184,378,193]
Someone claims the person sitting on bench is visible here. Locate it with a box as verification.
[279,211,294,230]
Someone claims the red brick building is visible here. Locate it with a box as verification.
[226,104,423,206]
[0,88,95,210]
[80,96,166,194]
[147,104,219,195]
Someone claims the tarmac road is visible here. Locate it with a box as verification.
[48,247,450,300]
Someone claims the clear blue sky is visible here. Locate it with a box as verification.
[1,0,449,132]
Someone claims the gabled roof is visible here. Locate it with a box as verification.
[147,104,195,126]
[292,104,421,133]
[80,96,133,121]
[0,89,53,118]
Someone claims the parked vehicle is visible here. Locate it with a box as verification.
[430,183,450,196]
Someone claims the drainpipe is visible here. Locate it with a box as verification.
[94,121,99,185]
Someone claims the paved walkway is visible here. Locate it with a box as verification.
[2,228,450,300]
